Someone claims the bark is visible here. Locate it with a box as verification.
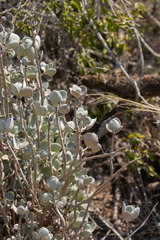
[82,73,160,99]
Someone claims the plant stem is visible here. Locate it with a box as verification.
[78,156,143,205]
[46,116,53,175]
[51,194,66,239]
[31,30,43,105]
[0,159,10,237]
[71,147,124,175]
[32,103,40,148]
[18,98,35,192]
[62,99,81,193]
[17,215,22,240]
[0,54,9,119]
[0,202,10,237]
[110,134,115,176]
[55,106,67,178]
[5,139,38,204]
[30,211,34,240]
[126,222,131,240]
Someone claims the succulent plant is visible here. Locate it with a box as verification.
[122,202,140,222]
[70,85,87,98]
[49,90,63,106]
[11,82,22,96]
[77,107,88,120]
[83,176,95,186]
[6,33,20,50]
[20,86,33,98]
[47,176,60,191]
[39,227,49,239]
[106,118,123,134]
[21,56,30,66]
[17,205,28,215]
[59,104,70,114]
[83,132,99,147]
[91,143,102,153]
[16,35,40,60]
[26,65,37,79]
[0,23,142,240]
[59,90,67,100]
[40,192,50,206]
[5,117,14,133]
[34,101,48,116]
[40,62,57,77]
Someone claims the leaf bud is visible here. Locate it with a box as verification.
[40,192,50,206]
[47,176,60,191]
[83,133,99,147]
[17,205,28,215]
[59,104,70,114]
[39,227,49,238]
[20,86,33,98]
[106,118,122,134]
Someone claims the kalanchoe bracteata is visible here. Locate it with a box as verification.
[11,82,23,96]
[106,117,123,134]
[5,32,20,49]
[20,86,33,98]
[39,227,53,240]
[17,205,28,215]
[83,132,99,147]
[59,104,70,114]
[122,202,140,222]
[49,90,63,106]
[70,84,87,98]
[5,117,14,133]
[91,143,102,153]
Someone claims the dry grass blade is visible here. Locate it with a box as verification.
[89,92,160,114]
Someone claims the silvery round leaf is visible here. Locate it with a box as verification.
[131,207,140,219]
[122,211,133,222]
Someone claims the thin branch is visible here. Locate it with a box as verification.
[18,98,35,192]
[46,116,53,175]
[0,159,10,237]
[31,103,40,148]
[0,54,9,119]
[110,133,115,176]
[0,202,10,237]
[61,99,81,193]
[55,106,67,178]
[5,139,38,204]
[79,156,143,205]
[120,0,144,81]
[139,35,160,58]
[126,203,159,239]
[146,9,160,27]
[71,146,125,174]
[31,30,44,106]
